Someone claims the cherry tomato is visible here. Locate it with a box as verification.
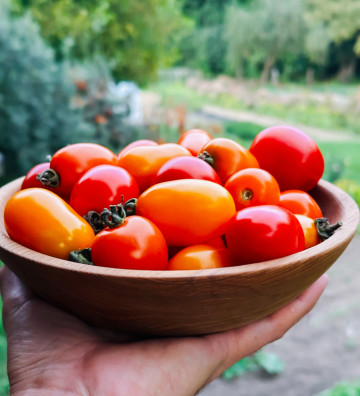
[136,179,236,246]
[37,143,117,199]
[4,188,95,259]
[70,165,139,217]
[153,156,221,185]
[198,138,259,185]
[226,205,305,265]
[295,214,321,249]
[91,216,168,270]
[224,168,280,211]
[167,244,233,270]
[117,143,191,192]
[117,139,158,160]
[21,163,54,191]
[278,190,323,219]
[177,129,213,156]
[249,125,324,191]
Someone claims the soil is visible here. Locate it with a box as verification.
[201,235,360,396]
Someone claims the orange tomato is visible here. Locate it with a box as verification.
[168,244,233,270]
[117,143,191,192]
[198,138,259,184]
[224,168,280,211]
[279,190,323,219]
[4,188,95,259]
[177,129,213,156]
[117,139,158,160]
[295,214,321,249]
[136,179,236,246]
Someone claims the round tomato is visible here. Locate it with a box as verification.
[117,139,158,160]
[37,143,116,199]
[21,163,55,191]
[117,143,191,192]
[198,138,259,185]
[4,188,95,259]
[153,156,221,185]
[70,165,139,217]
[224,168,280,211]
[249,125,324,191]
[91,215,168,270]
[177,129,213,156]
[279,190,323,219]
[226,205,305,265]
[136,179,236,246]
[295,214,321,249]
[167,244,233,270]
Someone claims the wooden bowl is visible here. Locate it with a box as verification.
[0,178,359,336]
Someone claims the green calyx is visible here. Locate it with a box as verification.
[198,151,215,168]
[36,168,60,188]
[101,205,126,229]
[314,217,343,241]
[69,248,93,265]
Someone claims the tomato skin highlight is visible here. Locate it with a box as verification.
[199,138,259,185]
[117,139,158,160]
[226,205,305,265]
[153,156,221,185]
[91,216,168,270]
[4,188,95,259]
[295,214,321,249]
[46,143,117,199]
[136,179,236,246]
[279,190,323,219]
[117,143,191,192]
[167,244,233,270]
[177,129,213,156]
[224,168,280,211]
[70,165,139,216]
[249,125,324,191]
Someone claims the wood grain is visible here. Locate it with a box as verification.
[0,178,359,336]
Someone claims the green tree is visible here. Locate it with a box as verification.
[224,0,306,82]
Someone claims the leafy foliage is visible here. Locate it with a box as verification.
[317,381,360,396]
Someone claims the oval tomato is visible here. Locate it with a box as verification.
[136,179,236,246]
[167,244,233,270]
[4,188,95,259]
[70,165,139,217]
[177,129,212,156]
[295,214,321,249]
[117,143,191,192]
[226,205,305,265]
[249,125,324,191]
[117,139,158,160]
[224,168,280,211]
[153,156,221,185]
[37,143,117,199]
[91,215,168,270]
[198,137,259,184]
[278,190,323,219]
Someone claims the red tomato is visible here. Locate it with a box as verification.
[136,179,236,246]
[117,143,191,192]
[279,190,323,219]
[198,138,259,184]
[249,125,324,191]
[37,143,117,199]
[167,244,233,270]
[224,168,280,211]
[117,139,158,160]
[91,216,168,270]
[21,163,54,191]
[70,165,139,217]
[226,205,305,265]
[177,129,213,156]
[153,156,221,185]
[295,214,321,249]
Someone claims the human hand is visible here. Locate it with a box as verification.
[0,265,328,396]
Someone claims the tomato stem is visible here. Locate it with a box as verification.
[36,168,60,188]
[69,248,93,265]
[124,198,137,216]
[314,217,343,241]
[242,188,253,201]
[101,205,126,228]
[198,151,215,167]
[83,211,104,234]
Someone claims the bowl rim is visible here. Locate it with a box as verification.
[0,177,359,280]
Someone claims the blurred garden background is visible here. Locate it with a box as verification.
[1,0,360,394]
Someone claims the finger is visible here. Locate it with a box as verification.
[205,273,328,381]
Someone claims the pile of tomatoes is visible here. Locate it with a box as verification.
[4,125,340,271]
